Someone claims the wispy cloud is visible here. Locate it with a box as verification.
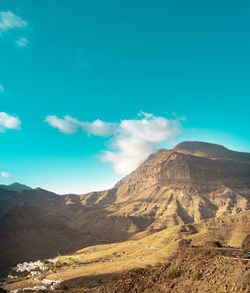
[0,11,29,47]
[45,115,78,134]
[16,36,28,47]
[0,84,4,93]
[45,115,117,136]
[0,11,28,34]
[0,112,21,132]
[66,116,117,136]
[1,171,12,178]
[45,112,184,174]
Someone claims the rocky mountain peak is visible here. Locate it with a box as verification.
[174,141,250,162]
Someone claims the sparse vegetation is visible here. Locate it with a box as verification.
[237,289,248,293]
[2,245,250,292]
[203,249,215,259]
[203,249,211,256]
[59,284,69,290]
[55,262,64,268]
[166,267,181,279]
[15,271,29,281]
[190,270,202,281]
[41,259,49,265]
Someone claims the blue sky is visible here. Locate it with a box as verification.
[0,0,249,194]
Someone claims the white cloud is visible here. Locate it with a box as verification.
[65,116,118,136]
[0,84,4,93]
[1,171,12,178]
[0,11,28,34]
[45,115,117,136]
[45,115,78,134]
[16,36,28,47]
[0,112,21,132]
[46,112,183,175]
[100,113,182,174]
[81,119,117,136]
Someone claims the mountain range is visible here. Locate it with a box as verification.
[0,141,249,272]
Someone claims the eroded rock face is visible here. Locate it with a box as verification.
[115,148,250,198]
[108,146,250,231]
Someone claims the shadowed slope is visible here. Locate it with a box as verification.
[0,183,32,192]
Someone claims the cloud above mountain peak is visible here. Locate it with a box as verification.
[45,112,184,174]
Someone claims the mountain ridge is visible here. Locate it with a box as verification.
[174,141,250,162]
[0,182,32,191]
[0,141,249,271]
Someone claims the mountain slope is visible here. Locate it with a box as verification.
[3,211,249,292]
[0,182,32,191]
[78,143,250,234]
[0,188,101,270]
[0,141,249,271]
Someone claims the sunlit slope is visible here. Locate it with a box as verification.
[45,211,250,282]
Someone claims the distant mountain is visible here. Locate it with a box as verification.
[0,141,249,271]
[0,182,32,191]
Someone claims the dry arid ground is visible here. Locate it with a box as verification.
[3,211,249,293]
[96,247,250,293]
[4,247,249,293]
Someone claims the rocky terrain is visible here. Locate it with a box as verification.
[2,211,249,292]
[97,246,250,293]
[0,141,249,274]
